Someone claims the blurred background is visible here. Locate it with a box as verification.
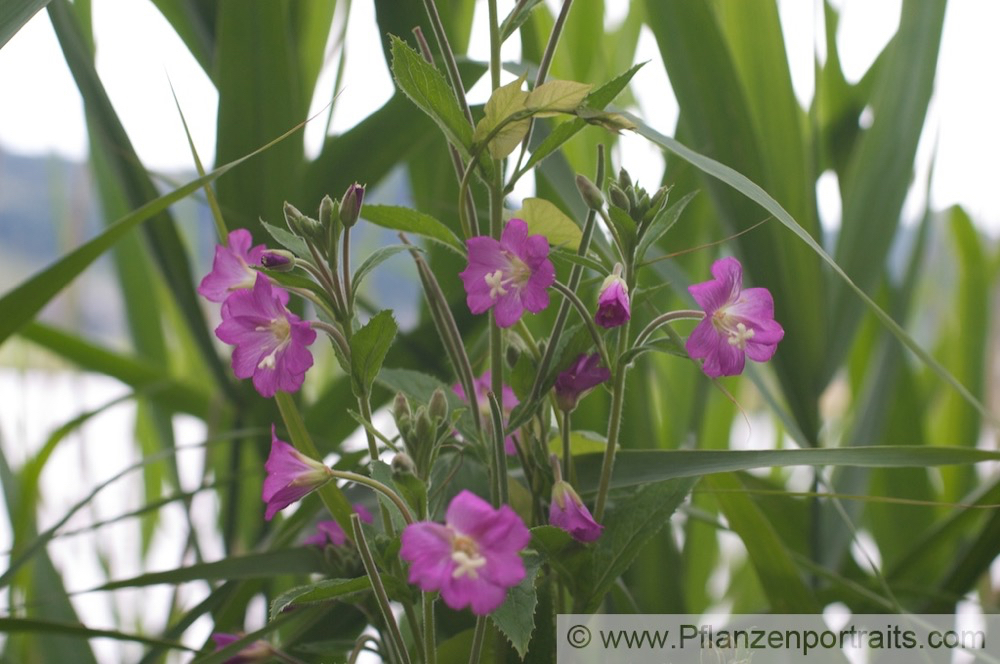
[1,0,998,662]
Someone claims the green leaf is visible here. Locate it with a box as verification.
[390,35,473,156]
[585,478,696,611]
[606,205,637,252]
[474,73,530,159]
[705,473,818,611]
[499,0,545,42]
[491,552,541,658]
[270,577,372,620]
[361,204,464,252]
[0,0,50,49]
[94,548,326,591]
[521,62,644,174]
[548,430,607,458]
[635,190,697,263]
[260,219,311,258]
[352,245,416,298]
[0,617,195,653]
[574,446,1000,495]
[514,197,582,250]
[525,80,592,117]
[549,249,609,275]
[350,311,398,398]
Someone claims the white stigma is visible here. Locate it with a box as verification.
[727,322,755,350]
[484,269,508,299]
[257,350,278,370]
[451,550,487,579]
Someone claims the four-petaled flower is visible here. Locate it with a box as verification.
[686,257,784,377]
[262,425,332,521]
[459,219,555,328]
[549,480,603,542]
[400,490,530,615]
[304,505,374,547]
[197,229,266,303]
[595,266,630,329]
[210,633,274,664]
[215,273,316,397]
[554,353,611,412]
[454,371,519,455]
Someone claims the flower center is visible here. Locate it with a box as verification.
[484,270,508,299]
[450,534,487,579]
[257,317,292,370]
[712,312,755,350]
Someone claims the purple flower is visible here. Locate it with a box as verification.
[198,229,266,303]
[554,353,611,412]
[340,182,365,228]
[215,273,316,397]
[400,490,530,615]
[595,268,630,329]
[549,480,603,542]
[210,633,273,663]
[304,505,375,547]
[262,425,332,521]
[459,218,555,328]
[686,257,784,377]
[454,371,519,455]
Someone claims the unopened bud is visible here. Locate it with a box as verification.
[393,392,411,422]
[260,249,295,272]
[608,184,629,211]
[428,388,448,422]
[319,194,337,230]
[618,168,633,191]
[339,182,365,229]
[414,406,433,443]
[650,185,670,210]
[575,175,604,210]
[391,452,417,476]
[284,201,322,241]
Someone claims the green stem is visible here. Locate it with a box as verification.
[561,409,574,484]
[329,468,415,525]
[487,391,509,507]
[593,322,630,521]
[352,515,412,664]
[468,616,488,664]
[550,281,611,369]
[311,320,351,361]
[632,309,703,349]
[528,147,605,402]
[342,224,353,316]
[423,592,437,664]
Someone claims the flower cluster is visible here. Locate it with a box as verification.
[199,230,316,397]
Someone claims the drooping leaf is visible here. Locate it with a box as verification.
[270,577,372,620]
[515,197,582,250]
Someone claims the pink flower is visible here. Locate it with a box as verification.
[304,505,374,547]
[459,218,555,328]
[549,480,603,542]
[686,257,784,377]
[210,633,273,663]
[215,273,316,397]
[595,268,630,329]
[262,425,332,521]
[453,371,519,455]
[400,490,530,615]
[553,353,611,412]
[198,229,266,303]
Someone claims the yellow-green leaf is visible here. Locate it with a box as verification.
[526,79,592,117]
[473,73,529,159]
[513,198,582,250]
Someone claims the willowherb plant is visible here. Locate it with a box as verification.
[193,6,784,661]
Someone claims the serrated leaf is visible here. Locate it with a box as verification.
[352,245,415,298]
[635,190,697,263]
[260,219,311,257]
[390,35,473,156]
[361,204,464,252]
[491,552,541,658]
[349,311,398,397]
[525,80,592,117]
[514,197,582,250]
[269,577,371,619]
[585,478,696,611]
[473,72,530,159]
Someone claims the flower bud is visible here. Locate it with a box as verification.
[393,392,411,422]
[618,168,633,191]
[319,194,337,230]
[414,406,433,444]
[284,201,322,241]
[260,249,295,272]
[339,182,365,229]
[550,480,603,542]
[428,388,449,423]
[608,183,630,211]
[575,174,604,210]
[595,264,630,329]
[392,452,417,476]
